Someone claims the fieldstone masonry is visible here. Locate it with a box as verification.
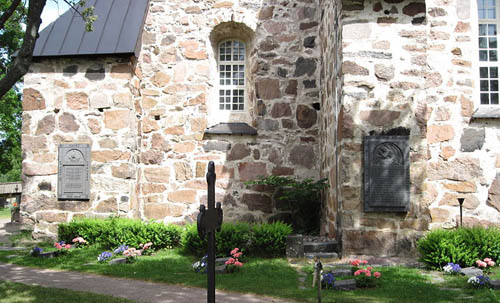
[20,0,500,256]
[22,0,323,239]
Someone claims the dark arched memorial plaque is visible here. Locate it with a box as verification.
[364,136,409,212]
[58,144,90,200]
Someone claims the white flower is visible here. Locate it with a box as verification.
[443,265,453,273]
[468,277,479,284]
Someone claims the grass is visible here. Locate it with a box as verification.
[0,280,134,303]
[2,245,500,302]
[0,207,10,219]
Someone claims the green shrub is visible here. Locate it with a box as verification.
[417,227,500,268]
[250,221,292,257]
[58,217,183,250]
[245,176,328,235]
[181,221,292,257]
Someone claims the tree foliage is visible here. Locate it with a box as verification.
[0,0,25,181]
[0,0,96,100]
[0,0,96,181]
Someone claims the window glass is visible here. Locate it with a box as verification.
[218,40,245,111]
[478,0,500,105]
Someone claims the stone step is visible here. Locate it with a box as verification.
[305,252,339,259]
[303,240,339,253]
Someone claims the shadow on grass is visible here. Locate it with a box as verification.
[4,247,500,303]
[0,280,133,303]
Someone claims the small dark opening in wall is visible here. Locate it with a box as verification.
[312,103,321,110]
[369,127,410,136]
[98,108,104,112]
[54,109,60,113]
[154,115,160,121]
[384,10,390,15]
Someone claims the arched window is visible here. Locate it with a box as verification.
[479,0,500,105]
[218,40,245,111]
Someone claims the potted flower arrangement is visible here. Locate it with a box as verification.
[476,258,495,274]
[193,255,208,273]
[98,251,113,263]
[443,262,462,275]
[321,272,336,289]
[122,247,142,263]
[72,237,88,248]
[225,248,244,273]
[350,259,381,288]
[54,241,71,256]
[139,242,153,256]
[468,275,491,289]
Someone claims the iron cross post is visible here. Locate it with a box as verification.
[197,161,223,303]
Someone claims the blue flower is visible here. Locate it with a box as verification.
[98,251,113,263]
[321,272,336,289]
[30,247,43,256]
[113,245,129,254]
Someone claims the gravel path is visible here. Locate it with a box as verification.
[0,263,294,303]
[0,219,295,303]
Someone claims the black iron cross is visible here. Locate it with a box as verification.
[197,161,223,303]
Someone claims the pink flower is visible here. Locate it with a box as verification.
[367,266,373,271]
[362,260,368,265]
[488,261,496,267]
[54,243,62,249]
[365,272,371,277]
[354,270,361,276]
[233,252,243,258]
[484,258,492,262]
[72,237,86,243]
[65,244,71,249]
[225,257,235,265]
[374,272,381,278]
[234,261,243,267]
[479,261,487,268]
[350,260,360,266]
[230,248,239,255]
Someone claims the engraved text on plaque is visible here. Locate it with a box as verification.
[58,144,90,200]
[364,136,409,212]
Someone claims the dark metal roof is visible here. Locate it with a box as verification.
[33,0,149,57]
[204,123,257,135]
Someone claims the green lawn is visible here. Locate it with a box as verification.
[0,280,134,303]
[0,207,10,219]
[1,245,500,302]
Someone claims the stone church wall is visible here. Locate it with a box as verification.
[318,0,343,238]
[21,57,139,238]
[424,0,500,231]
[337,0,500,256]
[21,0,325,238]
[338,0,431,256]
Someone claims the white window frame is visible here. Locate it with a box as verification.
[478,0,500,105]
[217,40,246,112]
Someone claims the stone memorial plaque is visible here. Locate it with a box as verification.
[364,136,409,212]
[58,144,90,200]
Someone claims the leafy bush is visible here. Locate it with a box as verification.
[245,176,328,234]
[250,221,292,257]
[417,227,500,268]
[181,221,292,257]
[58,217,183,250]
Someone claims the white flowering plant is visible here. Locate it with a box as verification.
[467,275,491,289]
[443,262,462,275]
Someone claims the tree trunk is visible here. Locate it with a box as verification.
[0,0,22,30]
[0,0,47,100]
